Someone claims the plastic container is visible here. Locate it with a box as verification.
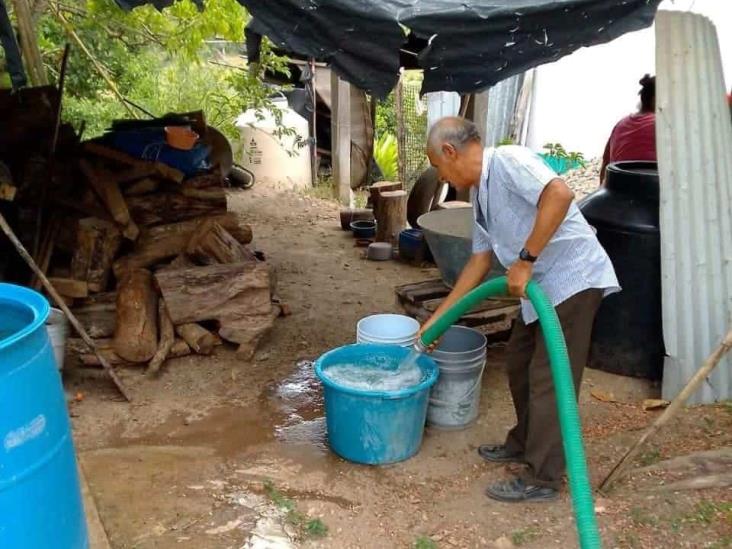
[350,220,376,239]
[46,308,69,371]
[236,97,312,190]
[398,228,424,261]
[367,242,392,261]
[578,161,663,379]
[427,326,487,429]
[356,313,420,346]
[315,344,439,464]
[164,126,199,150]
[0,283,88,548]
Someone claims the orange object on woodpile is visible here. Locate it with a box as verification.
[165,126,199,150]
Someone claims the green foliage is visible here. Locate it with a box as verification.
[542,142,586,168]
[374,133,399,180]
[414,536,438,549]
[13,0,290,142]
[511,526,541,546]
[263,480,328,540]
[375,93,397,138]
[498,137,516,146]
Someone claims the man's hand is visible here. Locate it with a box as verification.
[507,260,533,297]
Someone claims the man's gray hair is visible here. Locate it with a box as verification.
[427,116,481,155]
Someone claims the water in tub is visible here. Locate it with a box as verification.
[323,349,425,392]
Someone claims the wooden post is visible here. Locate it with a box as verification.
[10,0,47,85]
[331,71,353,206]
[375,189,407,245]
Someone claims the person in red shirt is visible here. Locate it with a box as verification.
[600,74,656,185]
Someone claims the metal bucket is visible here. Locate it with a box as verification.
[417,208,504,287]
[45,308,69,371]
[427,326,487,430]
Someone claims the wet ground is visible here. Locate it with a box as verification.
[66,186,732,549]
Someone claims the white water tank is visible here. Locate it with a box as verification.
[235,97,312,190]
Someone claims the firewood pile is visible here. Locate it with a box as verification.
[34,121,281,375]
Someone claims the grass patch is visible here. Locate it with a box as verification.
[615,532,641,548]
[263,480,328,540]
[638,449,661,467]
[511,526,541,546]
[629,506,658,527]
[414,536,438,549]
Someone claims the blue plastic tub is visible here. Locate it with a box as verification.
[0,283,88,548]
[398,228,424,261]
[315,344,438,464]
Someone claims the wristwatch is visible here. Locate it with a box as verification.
[519,247,538,263]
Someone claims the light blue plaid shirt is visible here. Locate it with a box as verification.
[472,146,620,323]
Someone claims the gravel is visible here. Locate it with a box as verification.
[562,157,602,200]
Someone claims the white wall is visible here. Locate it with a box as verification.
[526,0,732,159]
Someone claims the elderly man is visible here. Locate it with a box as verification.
[421,117,619,503]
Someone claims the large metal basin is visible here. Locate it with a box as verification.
[417,208,504,287]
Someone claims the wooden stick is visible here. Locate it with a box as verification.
[50,5,137,118]
[147,299,174,377]
[10,0,47,85]
[598,328,732,493]
[0,212,132,402]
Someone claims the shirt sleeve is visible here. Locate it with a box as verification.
[496,146,558,206]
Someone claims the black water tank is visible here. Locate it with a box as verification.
[578,161,664,379]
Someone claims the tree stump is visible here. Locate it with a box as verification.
[71,217,122,292]
[175,323,218,355]
[375,189,407,245]
[369,181,402,218]
[112,268,158,362]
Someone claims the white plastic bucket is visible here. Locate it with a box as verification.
[427,326,487,430]
[46,308,69,371]
[356,314,420,347]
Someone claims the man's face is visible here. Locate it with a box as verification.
[427,143,481,191]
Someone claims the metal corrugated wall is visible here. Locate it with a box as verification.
[656,11,732,404]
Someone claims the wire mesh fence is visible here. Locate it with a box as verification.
[396,73,429,189]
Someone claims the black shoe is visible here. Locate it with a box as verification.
[477,444,525,464]
[485,477,559,503]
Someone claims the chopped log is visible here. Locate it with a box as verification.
[0,182,17,201]
[71,294,116,338]
[123,177,159,196]
[186,221,256,265]
[81,337,190,367]
[117,164,157,184]
[160,254,196,271]
[180,186,229,201]
[181,173,223,190]
[147,300,175,376]
[47,277,89,298]
[112,269,158,363]
[155,262,274,358]
[83,142,184,183]
[80,160,139,240]
[126,191,227,226]
[375,190,407,245]
[112,213,252,276]
[369,181,402,217]
[175,323,217,355]
[71,218,122,292]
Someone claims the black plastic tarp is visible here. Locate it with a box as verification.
[116,0,661,98]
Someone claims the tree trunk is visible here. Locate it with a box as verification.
[175,322,218,355]
[369,181,402,218]
[112,213,252,277]
[155,262,274,358]
[112,269,158,362]
[71,217,122,292]
[126,190,227,226]
[186,220,256,265]
[375,189,407,245]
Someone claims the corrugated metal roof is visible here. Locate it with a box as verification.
[656,10,732,404]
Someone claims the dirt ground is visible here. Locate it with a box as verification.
[65,185,732,549]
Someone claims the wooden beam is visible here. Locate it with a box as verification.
[331,71,352,207]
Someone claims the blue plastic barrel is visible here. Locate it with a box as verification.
[0,283,88,548]
[315,344,438,464]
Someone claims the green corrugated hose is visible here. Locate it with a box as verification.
[418,276,601,549]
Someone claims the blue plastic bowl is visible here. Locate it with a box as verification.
[315,344,438,464]
[350,220,376,239]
